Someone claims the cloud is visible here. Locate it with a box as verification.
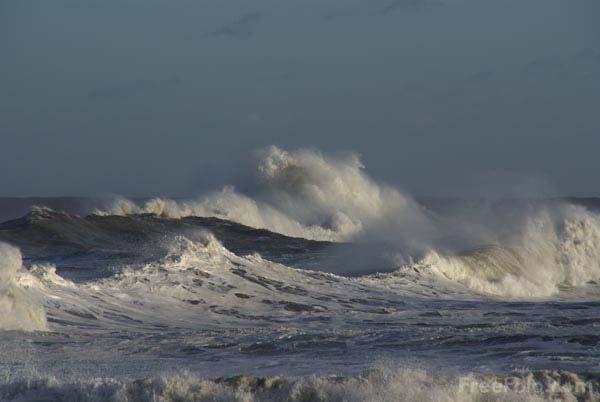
[208,12,262,39]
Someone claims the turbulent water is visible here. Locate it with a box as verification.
[2,148,600,401]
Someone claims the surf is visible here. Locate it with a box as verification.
[2,368,597,402]
[0,242,47,331]
[402,205,600,298]
[97,146,433,246]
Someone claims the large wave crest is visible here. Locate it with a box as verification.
[412,205,600,298]
[98,146,432,243]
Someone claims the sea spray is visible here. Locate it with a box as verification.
[96,146,435,246]
[0,242,46,331]
[411,205,600,298]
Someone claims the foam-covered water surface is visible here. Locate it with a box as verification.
[1,209,600,381]
[2,148,600,401]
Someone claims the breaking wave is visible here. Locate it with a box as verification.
[97,146,432,244]
[91,146,600,300]
[10,145,600,301]
[1,368,597,402]
[406,205,600,298]
[0,242,47,331]
[19,234,420,332]
[10,227,600,339]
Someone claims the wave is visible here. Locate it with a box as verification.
[89,146,600,299]
[403,205,600,298]
[22,233,428,332]
[0,242,46,331]
[97,146,433,245]
[5,146,600,301]
[13,229,599,336]
[1,368,597,402]
[4,208,600,316]
[19,230,519,335]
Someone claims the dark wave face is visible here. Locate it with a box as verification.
[0,208,333,278]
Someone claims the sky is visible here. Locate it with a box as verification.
[1,0,599,197]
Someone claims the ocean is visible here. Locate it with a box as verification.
[1,147,600,401]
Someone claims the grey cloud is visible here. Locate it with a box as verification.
[208,12,262,39]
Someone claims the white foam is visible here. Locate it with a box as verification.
[97,146,431,243]
[0,243,47,332]
[1,368,594,402]
[85,146,600,299]
[410,205,600,298]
